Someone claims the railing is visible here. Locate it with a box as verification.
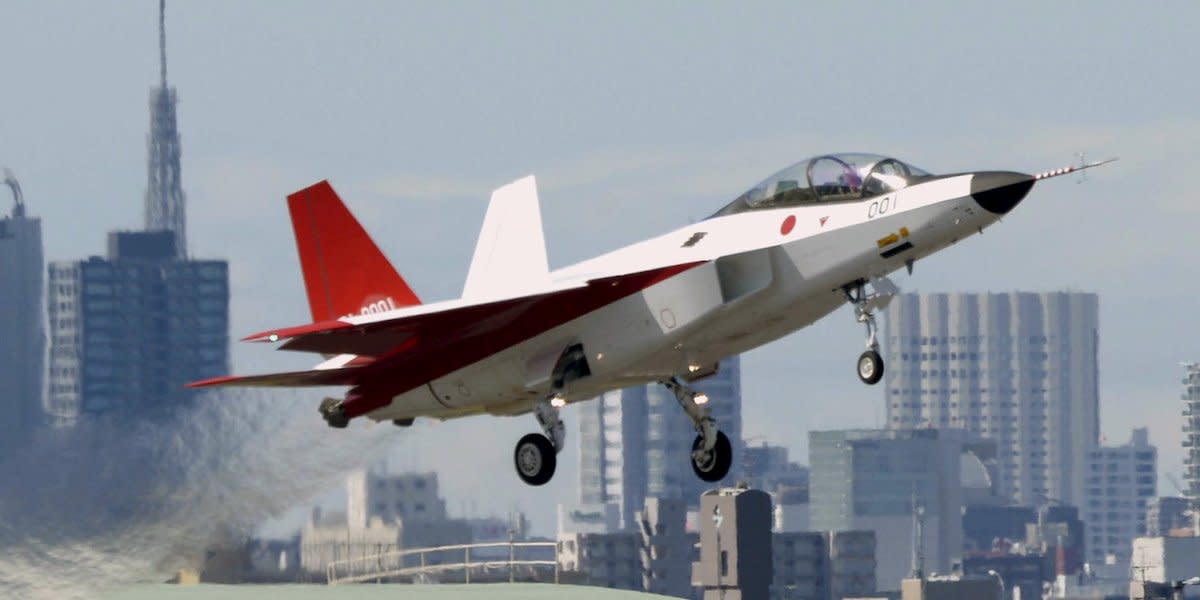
[326,541,559,585]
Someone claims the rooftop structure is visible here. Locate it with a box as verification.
[144,0,186,258]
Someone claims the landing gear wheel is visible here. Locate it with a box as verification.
[514,433,557,486]
[318,397,349,429]
[691,430,733,483]
[857,350,884,385]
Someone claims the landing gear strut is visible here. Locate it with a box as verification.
[842,277,896,386]
[662,376,732,482]
[513,394,566,486]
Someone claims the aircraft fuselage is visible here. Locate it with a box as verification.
[366,170,1025,422]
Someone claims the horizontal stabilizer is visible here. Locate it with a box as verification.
[187,366,366,389]
[462,176,551,300]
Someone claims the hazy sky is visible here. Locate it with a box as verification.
[3,2,1198,536]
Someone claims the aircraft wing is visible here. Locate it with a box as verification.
[240,263,700,358]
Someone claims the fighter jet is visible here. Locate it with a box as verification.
[190,152,1112,486]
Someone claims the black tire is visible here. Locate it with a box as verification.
[514,433,557,486]
[857,350,884,385]
[318,398,350,429]
[691,430,733,483]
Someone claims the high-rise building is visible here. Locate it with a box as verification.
[1183,363,1200,524]
[808,428,963,593]
[1083,428,1156,574]
[883,292,1100,507]
[44,232,228,423]
[0,169,44,448]
[42,1,228,425]
[578,356,742,529]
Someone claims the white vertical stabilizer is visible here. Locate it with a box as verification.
[462,175,551,299]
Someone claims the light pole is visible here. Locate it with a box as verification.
[988,569,1006,600]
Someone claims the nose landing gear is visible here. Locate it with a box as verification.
[662,376,733,483]
[842,277,896,386]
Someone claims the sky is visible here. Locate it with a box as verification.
[2,1,1199,537]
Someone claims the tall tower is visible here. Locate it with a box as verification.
[144,0,186,258]
[42,2,229,425]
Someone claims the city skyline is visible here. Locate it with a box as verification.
[0,2,1196,540]
[883,291,1100,507]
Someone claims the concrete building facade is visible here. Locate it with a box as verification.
[692,487,774,600]
[299,509,403,577]
[637,497,692,597]
[771,532,828,600]
[579,356,742,529]
[883,292,1100,507]
[557,531,643,591]
[0,176,44,449]
[1084,428,1157,574]
[809,428,963,593]
[1131,536,1200,585]
[557,496,697,597]
[347,470,447,529]
[1145,497,1190,537]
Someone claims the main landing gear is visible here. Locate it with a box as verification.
[662,376,732,483]
[842,277,897,386]
[513,394,566,486]
[513,345,587,486]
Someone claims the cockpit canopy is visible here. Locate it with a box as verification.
[713,153,933,217]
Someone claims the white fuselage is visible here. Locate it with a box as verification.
[366,173,997,422]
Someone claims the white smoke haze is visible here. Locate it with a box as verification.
[0,389,397,599]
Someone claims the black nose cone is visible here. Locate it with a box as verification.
[971,171,1035,215]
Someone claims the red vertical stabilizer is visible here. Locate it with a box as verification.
[287,181,421,322]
